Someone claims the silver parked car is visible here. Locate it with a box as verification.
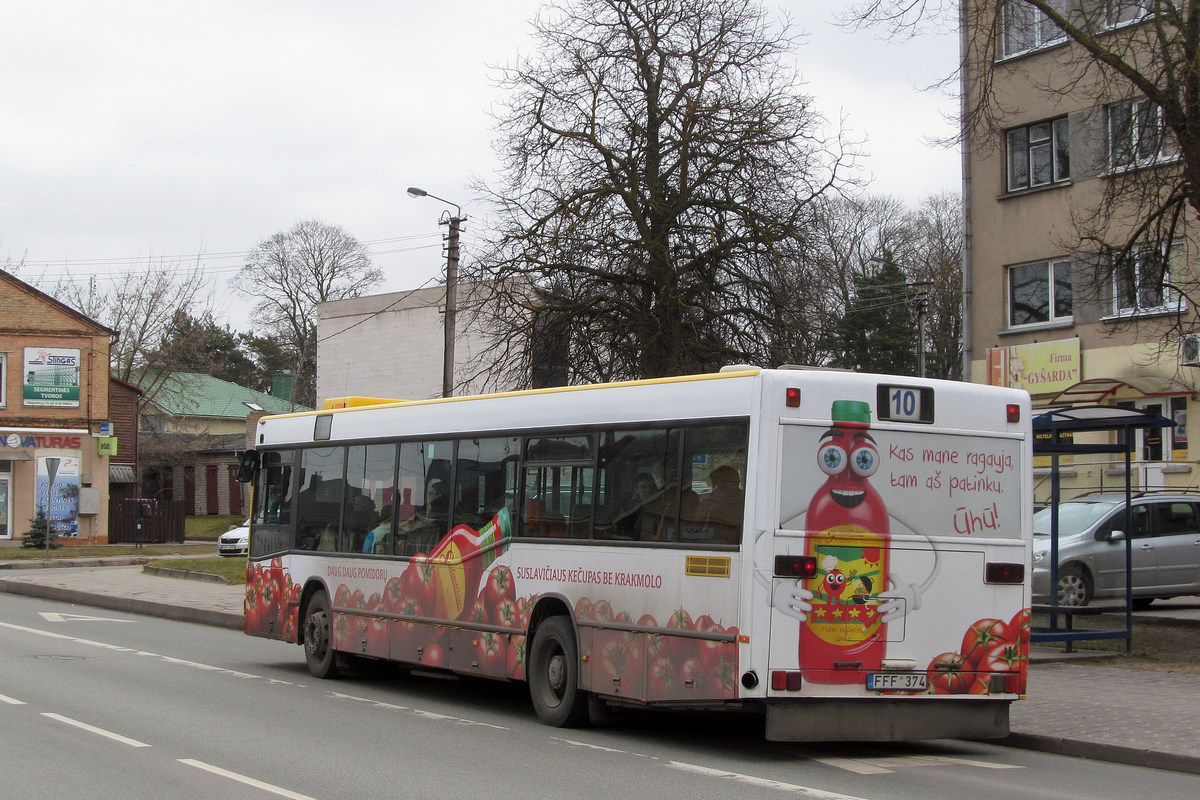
[1032,492,1200,607]
[217,520,250,557]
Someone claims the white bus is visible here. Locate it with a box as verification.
[238,368,1031,741]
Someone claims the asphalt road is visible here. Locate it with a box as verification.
[2,592,1198,800]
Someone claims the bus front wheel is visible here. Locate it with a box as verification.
[303,591,341,679]
[528,616,588,727]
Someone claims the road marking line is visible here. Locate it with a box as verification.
[553,737,630,755]
[804,756,894,775]
[668,761,871,799]
[42,713,151,747]
[328,691,509,729]
[0,621,262,680]
[0,692,27,705]
[180,759,321,800]
[806,754,1025,775]
[39,612,132,623]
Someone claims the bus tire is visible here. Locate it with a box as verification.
[528,616,588,727]
[303,591,341,679]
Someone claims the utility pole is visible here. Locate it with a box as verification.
[914,286,929,378]
[408,187,464,398]
[443,213,461,398]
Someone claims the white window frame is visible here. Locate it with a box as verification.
[1106,1,1153,28]
[1008,258,1073,328]
[1001,0,1068,58]
[0,351,7,408]
[1006,117,1070,191]
[1109,99,1179,171]
[1110,241,1184,317]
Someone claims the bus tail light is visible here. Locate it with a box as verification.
[771,671,803,691]
[785,387,801,408]
[774,555,817,579]
[985,562,1025,584]
[1006,403,1021,423]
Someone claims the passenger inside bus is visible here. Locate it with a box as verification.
[363,506,393,553]
[616,473,661,540]
[700,465,744,543]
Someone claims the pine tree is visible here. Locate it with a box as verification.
[21,508,59,549]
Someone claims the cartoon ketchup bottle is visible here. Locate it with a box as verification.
[800,400,888,683]
[427,507,511,620]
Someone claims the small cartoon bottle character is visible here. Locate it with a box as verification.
[799,400,889,683]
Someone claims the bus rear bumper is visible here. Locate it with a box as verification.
[764,698,1011,742]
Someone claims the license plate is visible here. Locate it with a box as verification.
[867,672,928,691]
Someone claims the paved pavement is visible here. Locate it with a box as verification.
[2,560,1199,775]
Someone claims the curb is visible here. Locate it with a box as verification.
[0,557,151,570]
[999,732,1200,776]
[143,564,230,584]
[0,578,243,630]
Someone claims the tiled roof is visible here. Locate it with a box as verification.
[140,372,311,418]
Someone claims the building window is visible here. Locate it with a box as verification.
[1110,99,1179,170]
[1107,1,1153,28]
[1007,117,1069,191]
[1002,0,1067,57]
[1112,241,1183,315]
[1009,259,1073,327]
[0,352,6,408]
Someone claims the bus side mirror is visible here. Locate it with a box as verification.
[237,450,260,484]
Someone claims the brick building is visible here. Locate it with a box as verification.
[1,269,118,543]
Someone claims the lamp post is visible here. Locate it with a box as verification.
[408,187,464,398]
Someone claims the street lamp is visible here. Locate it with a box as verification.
[408,187,464,398]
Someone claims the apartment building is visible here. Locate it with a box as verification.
[963,2,1197,498]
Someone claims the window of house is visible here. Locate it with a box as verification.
[1007,117,1069,191]
[1008,259,1073,327]
[1002,0,1067,57]
[1107,0,1153,27]
[1112,241,1183,315]
[0,352,6,408]
[1110,99,1179,170]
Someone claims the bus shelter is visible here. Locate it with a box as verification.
[1030,405,1175,651]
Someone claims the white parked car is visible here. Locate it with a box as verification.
[218,520,250,557]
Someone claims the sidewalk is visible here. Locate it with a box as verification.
[2,563,1198,775]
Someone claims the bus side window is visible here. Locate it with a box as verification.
[680,424,748,545]
[397,441,451,556]
[296,447,345,551]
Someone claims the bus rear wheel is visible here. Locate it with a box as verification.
[528,616,588,727]
[303,591,341,679]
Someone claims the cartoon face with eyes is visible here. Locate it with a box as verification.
[814,425,880,510]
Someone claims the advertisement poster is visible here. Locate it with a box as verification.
[37,455,81,537]
[23,347,82,408]
[773,400,1024,686]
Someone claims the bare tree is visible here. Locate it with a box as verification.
[44,257,212,402]
[852,2,1200,346]
[906,191,964,379]
[465,0,855,385]
[235,219,381,406]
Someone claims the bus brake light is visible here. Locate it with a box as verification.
[785,387,801,408]
[771,671,803,691]
[774,555,817,579]
[1006,403,1021,423]
[985,562,1025,584]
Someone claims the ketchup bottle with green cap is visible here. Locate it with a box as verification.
[799,400,889,683]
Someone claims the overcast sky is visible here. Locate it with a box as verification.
[1,1,959,330]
